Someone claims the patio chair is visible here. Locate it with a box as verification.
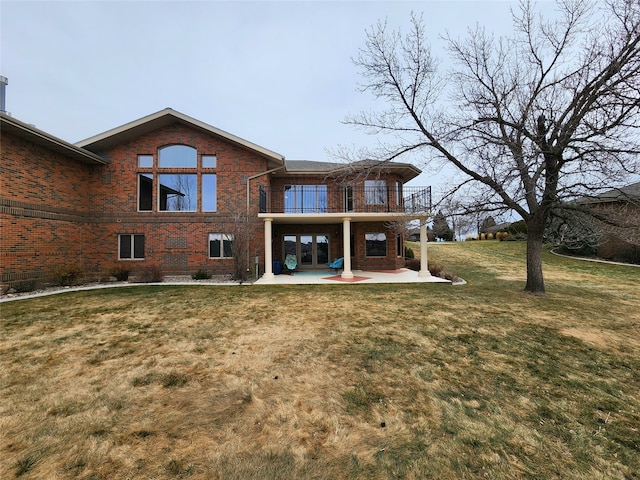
[327,257,344,274]
[284,254,298,273]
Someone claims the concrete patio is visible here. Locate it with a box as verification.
[254,268,451,285]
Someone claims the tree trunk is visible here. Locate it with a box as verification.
[524,222,546,295]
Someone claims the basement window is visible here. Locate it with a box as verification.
[119,234,145,260]
[365,233,387,257]
[209,233,233,258]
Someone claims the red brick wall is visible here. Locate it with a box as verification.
[1,120,409,287]
[1,123,273,286]
[85,123,271,277]
[1,134,95,286]
[352,222,404,271]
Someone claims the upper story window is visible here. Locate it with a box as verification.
[138,155,153,168]
[344,185,354,212]
[284,185,328,213]
[159,145,197,168]
[159,174,197,211]
[202,155,217,168]
[365,180,387,205]
[137,145,217,212]
[139,173,153,211]
[202,174,217,211]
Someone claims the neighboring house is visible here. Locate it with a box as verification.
[481,222,512,236]
[406,226,435,243]
[578,182,640,263]
[1,109,433,287]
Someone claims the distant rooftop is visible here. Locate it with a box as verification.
[579,182,640,204]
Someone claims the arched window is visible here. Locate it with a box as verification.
[158,145,197,168]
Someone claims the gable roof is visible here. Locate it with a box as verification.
[76,108,285,168]
[0,113,109,165]
[282,159,422,182]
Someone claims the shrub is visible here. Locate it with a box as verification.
[509,220,528,235]
[405,258,420,271]
[428,262,445,277]
[134,265,163,283]
[404,246,415,259]
[191,269,212,280]
[405,258,460,282]
[52,264,83,286]
[13,281,36,293]
[108,263,131,281]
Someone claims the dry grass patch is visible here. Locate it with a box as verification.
[1,242,639,479]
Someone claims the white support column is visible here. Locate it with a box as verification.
[418,218,431,277]
[341,217,353,279]
[263,218,275,280]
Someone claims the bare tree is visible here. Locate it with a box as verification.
[344,0,640,294]
[230,212,255,283]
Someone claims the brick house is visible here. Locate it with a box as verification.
[579,182,640,263]
[1,109,432,287]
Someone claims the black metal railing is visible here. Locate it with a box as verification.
[258,185,431,214]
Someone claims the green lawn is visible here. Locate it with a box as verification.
[1,241,638,479]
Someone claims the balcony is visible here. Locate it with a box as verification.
[259,185,431,215]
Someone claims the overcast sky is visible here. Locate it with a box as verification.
[1,0,554,192]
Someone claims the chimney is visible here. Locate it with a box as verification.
[0,76,8,114]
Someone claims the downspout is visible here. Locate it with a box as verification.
[246,164,286,278]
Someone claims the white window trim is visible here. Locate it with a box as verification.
[208,233,234,259]
[118,234,145,260]
[365,180,387,205]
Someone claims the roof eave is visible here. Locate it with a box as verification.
[0,113,109,165]
[76,108,285,167]
[281,161,422,182]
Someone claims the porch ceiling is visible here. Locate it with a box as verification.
[258,212,430,224]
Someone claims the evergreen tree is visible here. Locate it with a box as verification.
[433,210,454,241]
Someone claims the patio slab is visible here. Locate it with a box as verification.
[254,268,450,285]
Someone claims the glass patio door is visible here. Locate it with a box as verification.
[284,234,329,269]
[316,235,329,266]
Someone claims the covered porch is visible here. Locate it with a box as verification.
[258,212,432,281]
